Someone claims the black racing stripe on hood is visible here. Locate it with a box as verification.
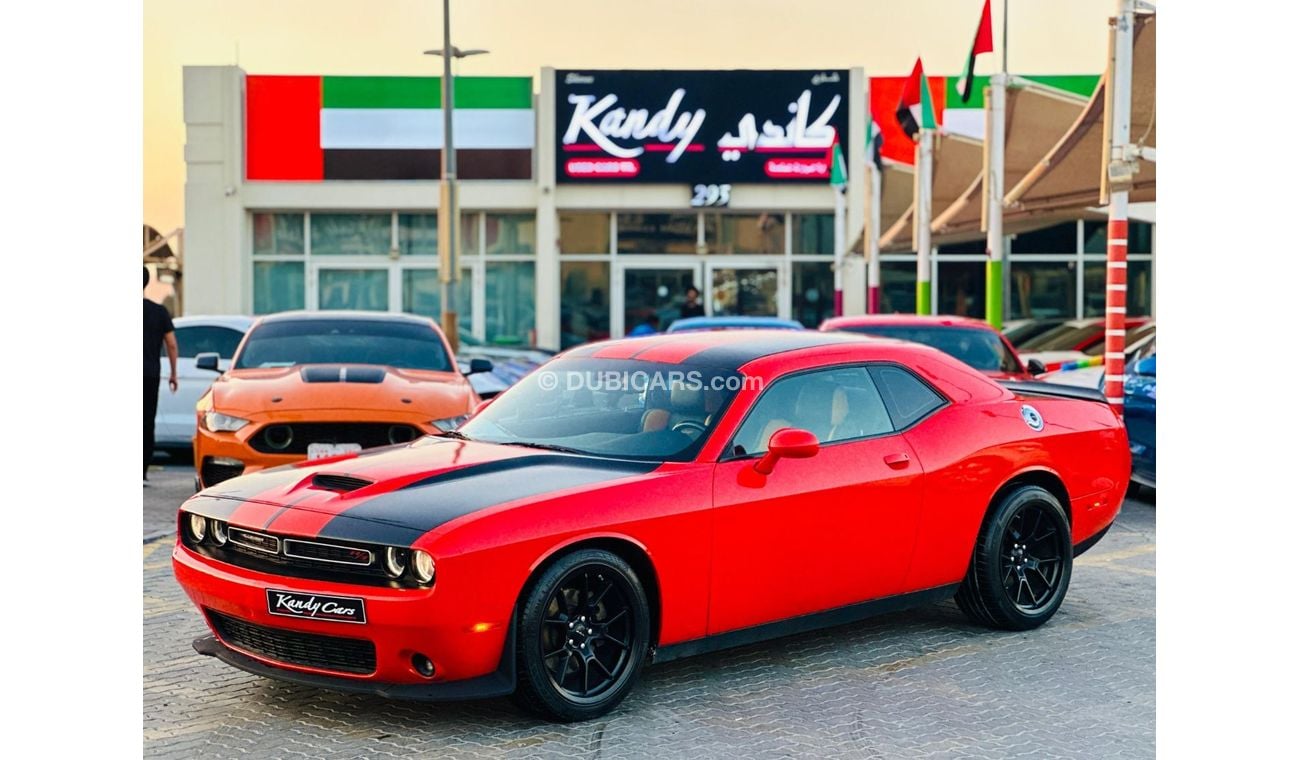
[313,455,661,545]
[182,495,253,522]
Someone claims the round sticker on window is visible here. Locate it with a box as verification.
[1020,404,1044,432]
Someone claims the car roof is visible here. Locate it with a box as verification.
[562,329,878,371]
[820,314,998,332]
[666,316,805,332]
[254,310,437,326]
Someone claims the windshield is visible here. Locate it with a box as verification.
[234,319,453,371]
[1018,322,1100,352]
[458,357,748,461]
[838,325,1021,373]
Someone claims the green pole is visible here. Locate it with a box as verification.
[985,258,1003,328]
[916,280,932,315]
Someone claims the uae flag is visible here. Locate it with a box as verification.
[958,0,995,103]
[895,58,938,140]
[246,76,535,180]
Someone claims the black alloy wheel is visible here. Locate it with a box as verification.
[514,549,650,721]
[956,484,1073,631]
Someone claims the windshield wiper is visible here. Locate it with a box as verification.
[496,440,587,455]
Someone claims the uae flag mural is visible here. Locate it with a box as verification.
[245,75,535,181]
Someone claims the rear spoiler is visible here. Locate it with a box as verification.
[998,381,1109,405]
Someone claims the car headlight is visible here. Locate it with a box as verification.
[210,520,228,546]
[186,513,208,542]
[430,415,469,433]
[203,411,250,433]
[412,549,436,584]
[384,547,409,578]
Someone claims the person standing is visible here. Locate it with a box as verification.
[144,267,179,485]
[680,286,706,319]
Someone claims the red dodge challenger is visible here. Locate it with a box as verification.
[173,330,1129,722]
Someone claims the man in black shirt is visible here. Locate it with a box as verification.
[144,267,179,484]
[680,286,705,319]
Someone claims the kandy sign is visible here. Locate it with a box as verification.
[556,70,849,184]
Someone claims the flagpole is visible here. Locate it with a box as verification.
[833,185,845,316]
[868,161,882,313]
[1103,0,1136,414]
[985,73,1006,329]
[915,128,934,315]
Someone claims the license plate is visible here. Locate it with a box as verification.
[307,443,362,460]
[266,589,367,624]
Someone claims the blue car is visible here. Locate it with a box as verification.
[1123,350,1156,489]
[666,315,805,333]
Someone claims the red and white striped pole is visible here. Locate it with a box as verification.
[1103,0,1136,414]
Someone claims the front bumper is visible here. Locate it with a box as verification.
[173,540,515,699]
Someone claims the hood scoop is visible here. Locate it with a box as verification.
[300,366,387,384]
[311,473,375,493]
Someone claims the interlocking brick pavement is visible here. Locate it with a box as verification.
[144,470,1155,758]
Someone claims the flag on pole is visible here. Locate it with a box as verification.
[959,0,995,103]
[828,134,847,188]
[895,58,938,140]
[866,118,883,170]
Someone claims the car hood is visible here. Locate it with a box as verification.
[211,365,474,415]
[182,437,661,546]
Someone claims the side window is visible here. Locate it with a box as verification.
[869,365,946,429]
[730,367,894,457]
[175,327,245,359]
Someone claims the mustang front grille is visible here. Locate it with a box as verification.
[207,610,376,675]
[248,422,423,455]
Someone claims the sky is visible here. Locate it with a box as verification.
[143,0,1119,234]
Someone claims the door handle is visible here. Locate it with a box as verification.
[884,453,910,468]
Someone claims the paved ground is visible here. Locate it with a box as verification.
[144,465,1155,758]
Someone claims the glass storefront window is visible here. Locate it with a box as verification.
[461,213,480,256]
[401,269,473,337]
[1084,259,1153,316]
[704,213,784,254]
[253,213,304,256]
[623,268,696,333]
[791,214,833,254]
[792,261,834,327]
[484,213,536,256]
[560,261,611,348]
[486,262,535,346]
[937,261,985,318]
[253,261,304,314]
[1011,221,1078,254]
[560,213,611,254]
[397,214,437,256]
[881,260,917,314]
[617,214,698,254]
[1084,220,1153,254]
[317,269,389,310]
[1009,261,1078,319]
[310,213,392,256]
[710,267,778,316]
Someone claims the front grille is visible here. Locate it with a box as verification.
[229,527,280,555]
[207,610,376,674]
[200,457,244,487]
[249,422,422,455]
[283,539,373,566]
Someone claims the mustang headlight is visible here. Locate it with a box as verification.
[186,513,208,542]
[384,547,409,578]
[203,411,250,433]
[430,415,469,433]
[412,550,436,584]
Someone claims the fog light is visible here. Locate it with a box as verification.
[210,457,243,467]
[263,425,294,451]
[187,513,208,542]
[411,653,435,678]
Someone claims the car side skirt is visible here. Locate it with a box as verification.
[652,584,960,665]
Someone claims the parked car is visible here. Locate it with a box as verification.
[456,335,555,399]
[666,315,805,333]
[1002,318,1067,348]
[820,314,1041,380]
[176,329,1128,721]
[191,311,491,489]
[1017,317,1151,368]
[155,315,254,448]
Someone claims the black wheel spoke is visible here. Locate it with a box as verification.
[604,608,628,626]
[543,646,569,660]
[591,580,614,609]
[602,633,630,650]
[591,655,615,679]
[539,562,637,703]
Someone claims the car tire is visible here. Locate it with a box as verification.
[513,548,651,722]
[956,484,1073,631]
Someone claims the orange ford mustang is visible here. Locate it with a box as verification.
[192,311,488,489]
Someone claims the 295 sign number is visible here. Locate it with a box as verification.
[690,184,732,208]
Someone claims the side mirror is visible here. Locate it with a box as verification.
[753,428,820,475]
[473,397,495,415]
[467,358,493,375]
[1026,358,1047,376]
[195,352,221,373]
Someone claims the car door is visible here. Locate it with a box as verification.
[707,364,926,635]
[156,325,246,445]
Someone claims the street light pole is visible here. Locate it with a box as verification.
[424,0,487,354]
